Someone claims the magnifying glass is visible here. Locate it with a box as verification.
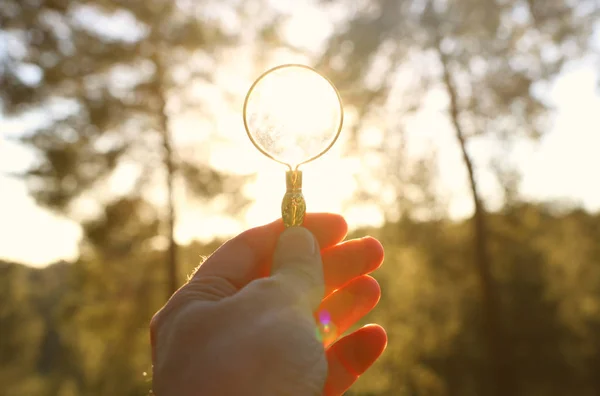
[243,64,344,227]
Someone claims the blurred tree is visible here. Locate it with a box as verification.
[306,0,599,394]
[4,206,600,395]
[56,197,163,395]
[0,0,248,298]
[533,208,600,395]
[0,262,46,395]
[0,260,76,396]
[0,0,254,394]
[346,205,600,396]
[3,1,600,395]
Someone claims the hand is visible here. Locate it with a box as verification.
[150,213,387,395]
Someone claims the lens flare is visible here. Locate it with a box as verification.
[316,309,338,344]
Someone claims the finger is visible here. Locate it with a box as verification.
[316,275,381,347]
[270,227,324,309]
[324,325,387,396]
[192,213,347,291]
[322,237,384,296]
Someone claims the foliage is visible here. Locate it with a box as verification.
[1,0,599,395]
[347,205,600,395]
[3,206,600,394]
[1,0,248,212]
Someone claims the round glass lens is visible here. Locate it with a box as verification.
[244,65,343,167]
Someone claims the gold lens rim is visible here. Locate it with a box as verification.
[242,64,344,170]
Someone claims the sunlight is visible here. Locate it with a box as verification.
[3,1,600,392]
[0,176,81,265]
[244,65,342,167]
[1,1,599,267]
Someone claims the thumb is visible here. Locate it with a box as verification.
[271,226,325,310]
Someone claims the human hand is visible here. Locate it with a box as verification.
[150,213,387,395]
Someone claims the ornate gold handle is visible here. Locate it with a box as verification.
[281,170,306,227]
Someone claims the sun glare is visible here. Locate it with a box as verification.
[244,65,342,168]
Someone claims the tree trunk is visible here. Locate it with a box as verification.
[152,50,179,299]
[437,46,518,396]
[161,114,178,299]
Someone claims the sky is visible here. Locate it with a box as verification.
[2,57,599,267]
[1,2,599,267]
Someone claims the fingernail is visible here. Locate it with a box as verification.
[277,227,317,258]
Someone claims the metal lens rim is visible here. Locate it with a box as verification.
[242,64,344,170]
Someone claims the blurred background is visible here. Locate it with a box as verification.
[1,0,600,395]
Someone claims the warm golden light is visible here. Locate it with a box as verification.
[243,64,344,227]
[243,64,343,168]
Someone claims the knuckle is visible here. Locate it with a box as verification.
[151,276,235,338]
[185,275,237,301]
[282,263,323,289]
[246,277,289,303]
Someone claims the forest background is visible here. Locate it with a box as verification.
[1,0,600,395]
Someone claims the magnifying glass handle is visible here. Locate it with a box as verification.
[282,170,306,227]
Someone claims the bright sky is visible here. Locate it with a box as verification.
[2,58,599,267]
[1,3,599,267]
